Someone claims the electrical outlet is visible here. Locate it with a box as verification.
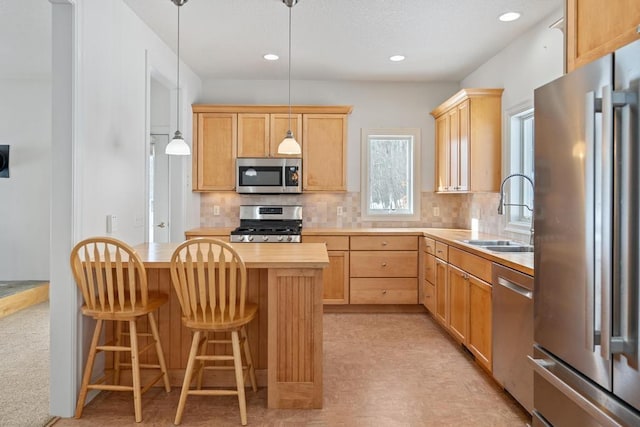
[337,206,344,216]
[433,207,440,217]
[213,205,220,216]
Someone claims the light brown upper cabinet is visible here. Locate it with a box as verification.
[302,114,348,192]
[237,113,303,158]
[430,88,503,193]
[192,112,237,191]
[566,0,640,72]
[192,105,352,192]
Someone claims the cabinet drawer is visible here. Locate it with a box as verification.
[302,235,349,251]
[448,247,492,283]
[423,237,435,255]
[424,253,436,284]
[435,241,449,261]
[350,235,418,251]
[187,235,230,242]
[350,251,417,277]
[350,278,417,304]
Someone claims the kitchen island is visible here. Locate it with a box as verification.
[130,242,329,409]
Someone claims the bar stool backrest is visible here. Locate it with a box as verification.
[70,237,149,313]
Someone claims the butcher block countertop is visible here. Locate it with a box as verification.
[186,227,533,276]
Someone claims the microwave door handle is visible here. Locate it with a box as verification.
[282,165,287,191]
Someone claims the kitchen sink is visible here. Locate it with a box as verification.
[461,239,515,246]
[482,245,534,253]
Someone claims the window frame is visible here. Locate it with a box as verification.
[360,128,421,222]
[503,102,535,234]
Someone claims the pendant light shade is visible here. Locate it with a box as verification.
[277,0,301,155]
[166,0,190,156]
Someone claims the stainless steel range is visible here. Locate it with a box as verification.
[230,205,302,243]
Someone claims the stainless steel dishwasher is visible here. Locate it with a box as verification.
[492,263,534,414]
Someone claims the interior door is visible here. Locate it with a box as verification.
[150,134,170,243]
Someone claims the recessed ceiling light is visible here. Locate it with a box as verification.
[263,53,279,61]
[389,55,405,62]
[499,12,521,22]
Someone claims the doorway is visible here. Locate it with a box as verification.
[148,77,171,243]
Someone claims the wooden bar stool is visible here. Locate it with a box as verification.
[169,238,258,425]
[70,237,171,423]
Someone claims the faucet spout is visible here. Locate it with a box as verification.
[497,172,535,245]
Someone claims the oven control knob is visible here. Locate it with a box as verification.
[248,235,254,242]
[262,235,269,242]
[277,235,284,241]
[240,235,247,242]
[287,236,293,242]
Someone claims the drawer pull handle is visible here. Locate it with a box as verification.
[382,241,388,246]
[381,262,387,267]
[382,290,387,295]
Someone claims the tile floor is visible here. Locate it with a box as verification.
[53,312,530,427]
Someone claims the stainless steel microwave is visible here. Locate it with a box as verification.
[236,158,302,194]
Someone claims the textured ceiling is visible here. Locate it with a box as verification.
[0,0,562,82]
[124,0,563,82]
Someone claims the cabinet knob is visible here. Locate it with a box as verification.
[381,262,387,267]
[382,290,387,295]
[382,241,388,246]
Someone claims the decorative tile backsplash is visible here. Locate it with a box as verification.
[199,191,530,243]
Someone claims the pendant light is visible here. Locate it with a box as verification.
[277,0,302,155]
[166,0,191,156]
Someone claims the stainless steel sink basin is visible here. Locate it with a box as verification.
[482,245,534,253]
[461,239,515,246]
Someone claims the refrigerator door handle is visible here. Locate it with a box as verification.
[585,91,597,352]
[528,356,624,427]
[600,86,615,359]
[601,86,633,358]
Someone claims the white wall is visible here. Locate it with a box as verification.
[461,9,564,116]
[0,78,51,280]
[201,80,459,192]
[49,0,202,417]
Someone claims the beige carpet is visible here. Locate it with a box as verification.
[0,301,52,427]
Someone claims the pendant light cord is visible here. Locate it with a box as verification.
[176,4,181,134]
[287,5,292,132]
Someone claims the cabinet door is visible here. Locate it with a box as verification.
[195,113,237,191]
[303,114,347,191]
[435,114,450,192]
[457,100,470,191]
[566,0,640,71]
[270,113,303,158]
[434,258,448,326]
[447,264,468,344]
[323,250,349,304]
[423,280,435,313]
[448,107,460,191]
[424,253,435,284]
[468,275,492,372]
[237,113,269,158]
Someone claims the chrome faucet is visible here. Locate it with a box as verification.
[497,173,535,245]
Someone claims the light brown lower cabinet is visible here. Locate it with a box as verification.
[447,264,468,344]
[467,275,492,371]
[302,235,349,304]
[350,278,417,304]
[434,258,449,325]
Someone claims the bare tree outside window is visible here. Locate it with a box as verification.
[368,137,412,212]
[361,129,421,221]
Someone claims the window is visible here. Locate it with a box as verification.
[505,105,534,232]
[361,128,421,221]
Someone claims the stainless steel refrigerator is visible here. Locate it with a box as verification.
[532,38,640,426]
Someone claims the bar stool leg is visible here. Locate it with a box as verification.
[240,326,257,392]
[147,312,171,392]
[129,320,142,423]
[175,330,201,425]
[114,320,123,385]
[232,330,248,426]
[75,319,103,419]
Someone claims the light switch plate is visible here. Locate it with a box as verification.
[106,214,118,233]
